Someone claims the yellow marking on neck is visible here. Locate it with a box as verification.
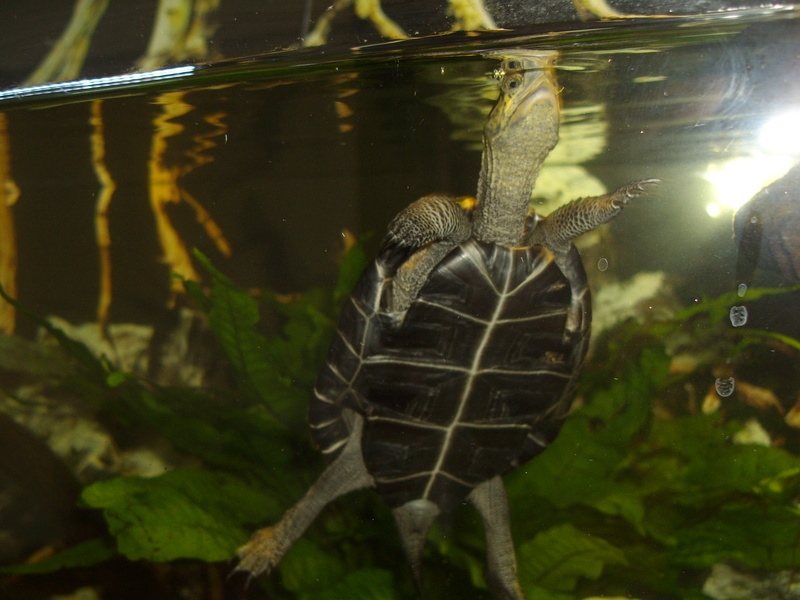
[456,196,477,211]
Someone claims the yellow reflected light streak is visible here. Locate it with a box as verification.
[0,113,19,333]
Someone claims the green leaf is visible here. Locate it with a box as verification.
[333,243,367,306]
[428,525,486,590]
[518,523,628,593]
[305,568,398,600]
[81,469,280,562]
[685,444,800,498]
[189,251,316,430]
[508,347,669,532]
[106,371,134,387]
[670,503,800,569]
[192,252,298,418]
[0,282,106,379]
[261,289,334,387]
[519,586,577,600]
[634,414,800,504]
[0,538,117,574]
[280,539,347,595]
[183,277,211,313]
[0,333,74,379]
[674,285,800,324]
[509,416,626,509]
[110,386,303,490]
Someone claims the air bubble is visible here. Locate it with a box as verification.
[729,305,748,327]
[715,377,735,397]
[737,283,747,297]
[597,258,609,272]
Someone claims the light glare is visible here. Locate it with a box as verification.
[759,109,800,154]
[703,107,800,218]
[702,155,794,217]
[0,66,196,102]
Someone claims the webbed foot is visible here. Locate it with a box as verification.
[608,178,661,209]
[233,413,373,580]
[235,525,286,578]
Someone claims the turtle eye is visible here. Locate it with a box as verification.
[503,59,521,72]
[502,74,524,93]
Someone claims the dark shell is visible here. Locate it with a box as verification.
[734,162,800,284]
[310,239,589,511]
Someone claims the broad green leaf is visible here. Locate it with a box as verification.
[81,469,280,562]
[0,538,117,574]
[280,539,347,595]
[518,523,628,593]
[183,277,211,313]
[306,568,398,600]
[580,346,668,441]
[106,370,134,387]
[591,489,646,532]
[508,346,668,531]
[670,503,800,569]
[509,416,626,509]
[521,586,577,600]
[259,240,367,389]
[111,386,305,490]
[190,250,306,429]
[635,414,800,504]
[261,289,335,387]
[685,444,800,499]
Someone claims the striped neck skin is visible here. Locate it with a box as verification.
[474,51,560,248]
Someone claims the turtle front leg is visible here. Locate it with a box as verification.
[379,194,474,313]
[528,178,659,253]
[468,476,525,600]
[381,193,474,258]
[236,412,374,578]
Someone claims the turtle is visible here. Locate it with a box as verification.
[734,162,800,285]
[237,49,657,599]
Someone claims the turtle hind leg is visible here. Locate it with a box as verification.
[235,412,373,578]
[468,476,525,600]
[392,499,441,596]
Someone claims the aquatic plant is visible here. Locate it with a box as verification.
[1,248,799,600]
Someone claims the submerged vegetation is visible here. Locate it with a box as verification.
[0,245,799,600]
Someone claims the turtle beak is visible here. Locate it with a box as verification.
[508,64,560,124]
[512,76,558,126]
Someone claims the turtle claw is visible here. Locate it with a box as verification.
[627,177,661,193]
[235,525,284,578]
[378,235,417,272]
[610,178,661,207]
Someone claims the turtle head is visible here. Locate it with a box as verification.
[483,52,560,148]
[474,50,561,247]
